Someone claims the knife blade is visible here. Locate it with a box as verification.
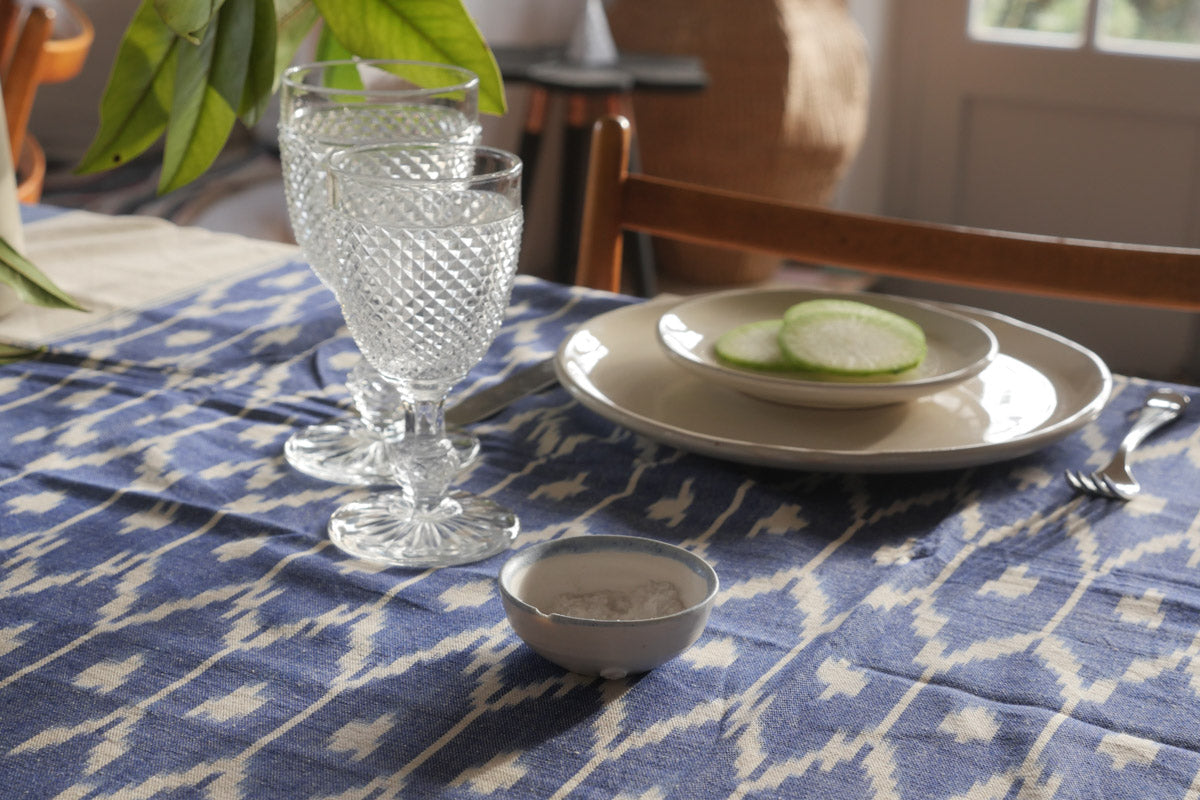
[445,358,559,426]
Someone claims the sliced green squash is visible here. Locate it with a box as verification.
[777,299,926,376]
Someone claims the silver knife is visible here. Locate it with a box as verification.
[445,358,559,426]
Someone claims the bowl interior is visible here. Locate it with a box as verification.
[501,536,717,622]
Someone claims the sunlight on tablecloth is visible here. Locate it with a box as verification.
[0,209,299,343]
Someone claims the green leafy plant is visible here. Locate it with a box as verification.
[0,0,504,311]
[78,0,505,194]
[0,233,86,310]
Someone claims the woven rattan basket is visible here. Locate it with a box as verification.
[607,0,869,286]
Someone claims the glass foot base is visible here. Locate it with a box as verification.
[284,417,480,486]
[328,491,519,568]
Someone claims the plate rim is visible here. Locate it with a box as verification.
[556,294,1113,472]
[655,287,1001,408]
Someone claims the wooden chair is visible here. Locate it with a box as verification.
[1,0,93,203]
[575,114,1200,311]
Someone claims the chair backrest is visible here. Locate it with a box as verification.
[0,0,93,202]
[575,114,1200,311]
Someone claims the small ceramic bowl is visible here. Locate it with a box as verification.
[498,535,719,679]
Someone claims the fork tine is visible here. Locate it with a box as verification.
[1065,469,1116,499]
[1089,473,1119,498]
[1079,472,1107,497]
[1098,474,1134,501]
[1066,469,1102,496]
[1080,471,1126,500]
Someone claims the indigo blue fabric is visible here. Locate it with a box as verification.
[1,246,1199,799]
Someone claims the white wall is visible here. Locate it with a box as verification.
[464,0,582,47]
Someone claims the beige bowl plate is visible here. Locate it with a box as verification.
[557,294,1111,473]
[657,288,999,409]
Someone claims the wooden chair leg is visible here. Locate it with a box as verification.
[575,114,632,292]
[607,96,657,297]
[3,5,54,166]
[16,134,44,203]
[517,86,548,209]
[555,92,599,284]
[0,0,19,71]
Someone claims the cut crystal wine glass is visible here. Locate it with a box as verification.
[323,142,523,567]
[279,59,483,485]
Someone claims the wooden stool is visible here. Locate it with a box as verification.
[494,45,706,295]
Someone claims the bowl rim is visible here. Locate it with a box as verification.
[498,534,719,626]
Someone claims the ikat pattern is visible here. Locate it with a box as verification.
[2,254,1199,799]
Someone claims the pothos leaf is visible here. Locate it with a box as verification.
[77,0,505,191]
[0,235,86,311]
[273,0,319,87]
[154,0,225,44]
[158,0,253,194]
[314,25,360,90]
[315,22,353,62]
[239,0,278,125]
[0,342,44,365]
[75,0,179,175]
[312,0,506,115]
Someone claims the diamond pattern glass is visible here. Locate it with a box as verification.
[277,60,482,486]
[323,142,524,568]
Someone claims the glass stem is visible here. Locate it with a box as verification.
[396,395,458,513]
[348,359,403,435]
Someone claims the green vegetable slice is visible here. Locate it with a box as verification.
[714,319,791,371]
[777,299,926,376]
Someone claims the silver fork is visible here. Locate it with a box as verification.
[1065,387,1190,500]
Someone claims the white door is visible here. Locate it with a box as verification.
[872,0,1200,380]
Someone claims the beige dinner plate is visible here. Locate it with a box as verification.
[656,288,999,408]
[555,296,1112,472]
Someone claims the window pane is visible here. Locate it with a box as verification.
[1098,0,1200,56]
[970,0,1089,46]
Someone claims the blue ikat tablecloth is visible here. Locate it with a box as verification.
[2,210,1200,799]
